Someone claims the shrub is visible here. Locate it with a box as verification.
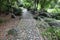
[13,7,22,16]
[42,27,60,40]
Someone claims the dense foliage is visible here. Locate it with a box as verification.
[0,0,60,13]
[0,0,17,12]
[22,0,60,11]
[42,27,60,40]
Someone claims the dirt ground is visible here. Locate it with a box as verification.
[0,14,20,40]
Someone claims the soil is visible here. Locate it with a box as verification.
[0,14,20,40]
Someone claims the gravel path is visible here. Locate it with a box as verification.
[15,8,43,40]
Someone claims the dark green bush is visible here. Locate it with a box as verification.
[13,7,22,16]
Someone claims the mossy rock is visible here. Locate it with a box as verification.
[56,16,60,20]
[8,29,17,36]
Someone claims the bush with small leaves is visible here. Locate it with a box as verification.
[42,27,60,40]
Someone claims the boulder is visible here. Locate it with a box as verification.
[51,13,60,20]
[44,18,60,27]
[48,20,60,27]
[11,13,16,18]
[39,12,52,18]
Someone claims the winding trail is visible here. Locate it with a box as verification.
[16,8,43,40]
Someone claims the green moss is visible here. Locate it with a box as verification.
[8,29,17,36]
